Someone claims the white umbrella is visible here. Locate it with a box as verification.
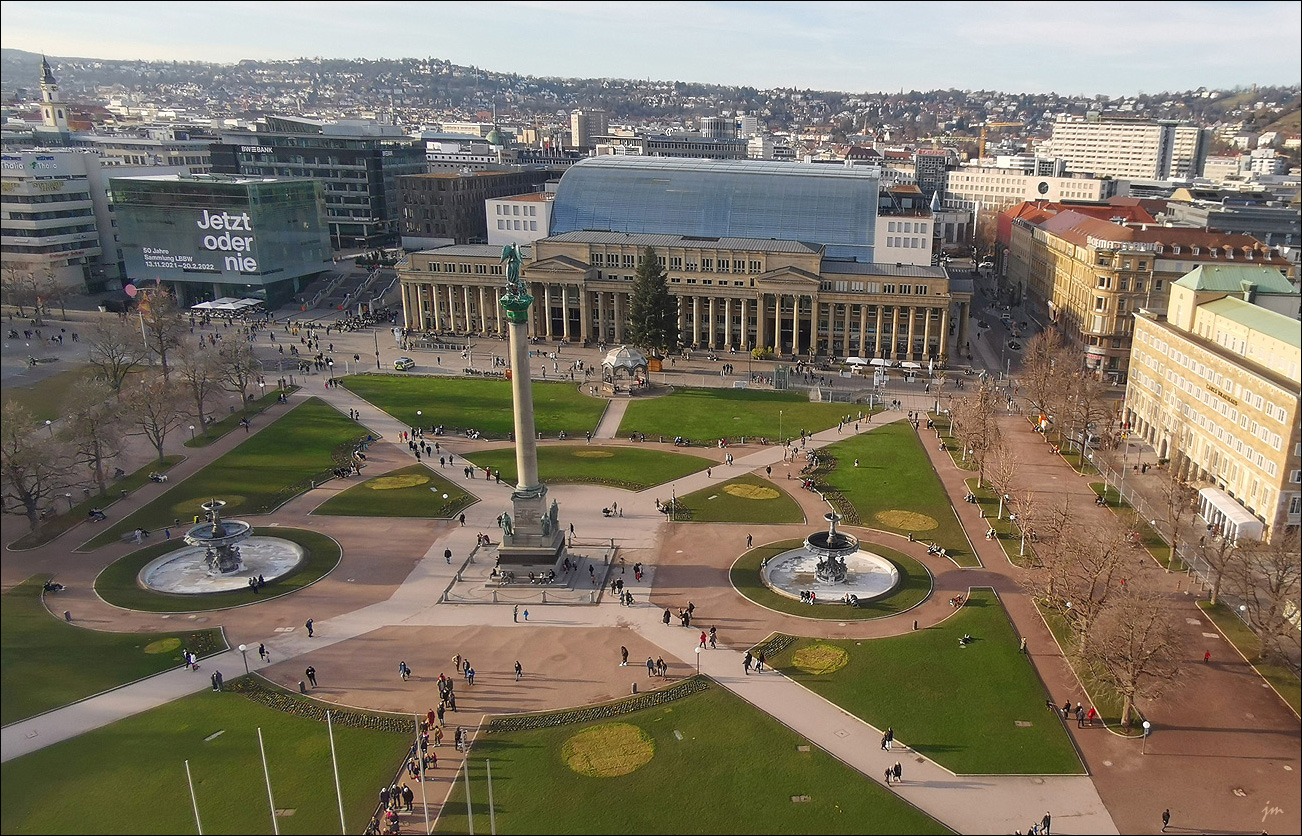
[843,357,869,366]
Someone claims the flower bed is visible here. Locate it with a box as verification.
[751,633,797,658]
[226,675,412,733]
[484,677,711,733]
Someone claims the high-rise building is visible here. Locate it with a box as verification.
[110,173,332,306]
[396,170,555,249]
[1125,265,1300,541]
[1,150,101,289]
[945,166,1121,211]
[210,116,426,249]
[700,116,736,140]
[1049,116,1208,180]
[569,109,608,150]
[913,150,948,200]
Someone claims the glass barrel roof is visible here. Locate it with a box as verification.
[551,157,880,258]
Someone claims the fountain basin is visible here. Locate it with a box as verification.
[139,536,306,594]
[762,546,900,603]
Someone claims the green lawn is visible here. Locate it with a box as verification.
[314,463,475,518]
[965,478,1031,566]
[83,399,367,549]
[821,423,978,567]
[768,589,1084,774]
[0,686,411,835]
[619,387,852,444]
[730,539,932,620]
[342,374,607,438]
[674,473,804,523]
[1,576,226,725]
[1,363,95,423]
[1035,600,1141,734]
[93,528,342,613]
[1198,600,1301,717]
[466,445,712,490]
[438,682,950,835]
[6,455,184,550]
[185,386,301,448]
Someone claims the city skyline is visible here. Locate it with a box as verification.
[1,1,1299,98]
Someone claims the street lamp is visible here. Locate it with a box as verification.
[695,645,702,674]
[373,329,381,370]
[63,493,73,511]
[189,425,196,441]
[238,644,249,675]
[416,410,422,432]
[258,382,265,400]
[779,409,784,445]
[44,419,53,437]
[1141,720,1152,754]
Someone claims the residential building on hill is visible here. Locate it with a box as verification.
[1124,264,1300,541]
[1048,116,1208,180]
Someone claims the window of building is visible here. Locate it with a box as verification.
[701,258,713,271]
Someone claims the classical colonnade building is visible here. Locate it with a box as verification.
[398,231,970,361]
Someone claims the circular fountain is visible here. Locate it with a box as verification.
[762,509,900,605]
[138,500,305,595]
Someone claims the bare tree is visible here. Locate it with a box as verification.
[1027,513,1134,651]
[85,318,149,391]
[137,284,187,379]
[35,269,72,321]
[1190,532,1248,606]
[1063,371,1114,463]
[120,372,186,463]
[62,377,123,496]
[1079,587,1184,729]
[1230,532,1301,668]
[217,337,264,413]
[175,337,223,433]
[1,262,39,319]
[1156,463,1198,572]
[0,402,77,531]
[950,382,1001,482]
[985,440,1021,519]
[1019,329,1067,423]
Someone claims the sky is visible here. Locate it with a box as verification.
[2,1,1299,97]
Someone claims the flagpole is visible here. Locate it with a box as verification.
[327,711,347,835]
[185,760,204,835]
[416,715,430,835]
[257,728,280,835]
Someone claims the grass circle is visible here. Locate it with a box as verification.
[792,643,850,675]
[368,474,430,490]
[572,450,615,458]
[143,637,182,655]
[723,484,781,500]
[561,723,654,777]
[875,510,939,531]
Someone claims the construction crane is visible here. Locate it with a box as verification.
[979,122,1025,160]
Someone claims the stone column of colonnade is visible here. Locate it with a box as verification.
[923,307,933,358]
[875,306,885,357]
[579,288,591,343]
[599,292,610,345]
[612,292,624,343]
[890,306,901,359]
[724,298,735,349]
[708,297,718,349]
[542,285,553,339]
[939,307,950,358]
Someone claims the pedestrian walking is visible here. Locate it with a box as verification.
[699,631,708,649]
[1161,809,1170,832]
[746,533,753,549]
[211,672,221,691]
[515,660,523,681]
[1041,812,1051,835]
[893,761,902,783]
[1086,706,1097,726]
[621,646,629,666]
[1075,704,1085,727]
[513,604,519,622]
[743,651,753,675]
[258,642,268,661]
[885,766,894,785]
[305,618,314,637]
[646,657,655,676]
[756,651,766,671]
[1019,636,1028,654]
[663,608,672,625]
[1203,650,1211,663]
[522,608,529,621]
[445,548,453,565]
[884,727,894,750]
[306,666,317,687]
[708,626,717,648]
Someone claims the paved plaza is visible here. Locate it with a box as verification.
[1,303,1298,835]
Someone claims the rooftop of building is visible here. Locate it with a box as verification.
[820,260,950,280]
[545,230,823,254]
[400,171,538,180]
[1200,295,1302,348]
[493,193,552,203]
[560,155,881,181]
[1034,210,1291,263]
[415,244,530,259]
[106,172,299,186]
[1175,264,1298,295]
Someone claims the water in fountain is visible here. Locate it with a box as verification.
[762,511,900,604]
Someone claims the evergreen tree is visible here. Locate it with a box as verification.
[625,246,679,355]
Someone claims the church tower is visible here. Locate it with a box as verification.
[40,56,69,130]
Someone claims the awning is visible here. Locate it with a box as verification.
[869,358,890,367]
[1197,486,1264,542]
[843,356,869,366]
[901,361,922,369]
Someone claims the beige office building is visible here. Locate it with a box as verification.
[398,231,970,360]
[1049,117,1207,180]
[1125,265,1301,541]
